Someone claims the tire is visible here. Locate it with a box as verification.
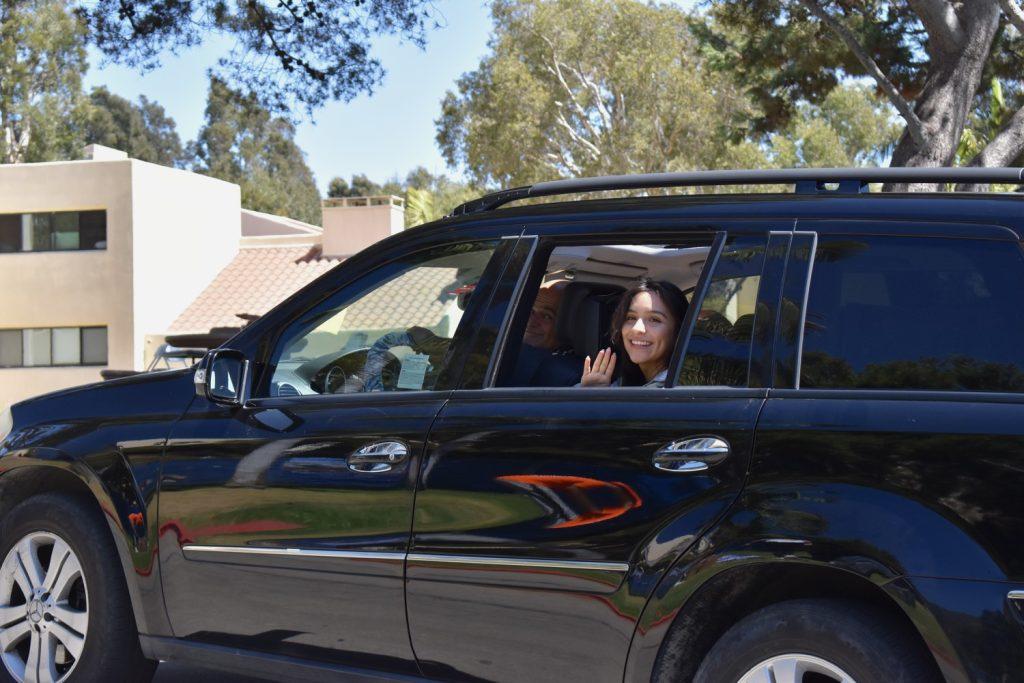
[0,493,157,683]
[693,598,939,683]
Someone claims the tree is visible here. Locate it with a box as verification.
[82,87,185,166]
[0,0,88,163]
[75,0,437,116]
[436,0,759,188]
[401,167,479,225]
[765,83,901,168]
[191,77,322,225]
[700,0,1024,188]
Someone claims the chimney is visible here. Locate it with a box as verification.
[321,195,405,258]
[82,144,128,161]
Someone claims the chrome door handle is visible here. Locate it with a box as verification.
[348,441,409,473]
[652,436,731,473]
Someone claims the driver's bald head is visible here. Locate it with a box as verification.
[524,281,566,349]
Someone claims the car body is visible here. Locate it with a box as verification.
[2,168,1024,682]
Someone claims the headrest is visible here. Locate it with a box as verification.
[555,282,625,359]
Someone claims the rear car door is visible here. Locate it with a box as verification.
[753,221,1024,681]
[157,237,515,674]
[406,222,789,682]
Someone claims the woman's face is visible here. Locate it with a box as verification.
[621,291,677,377]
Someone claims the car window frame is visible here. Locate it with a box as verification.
[249,236,519,402]
[775,221,1024,399]
[474,223,785,392]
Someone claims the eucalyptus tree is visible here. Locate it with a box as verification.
[436,0,758,187]
[0,0,88,163]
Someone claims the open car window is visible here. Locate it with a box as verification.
[495,238,714,389]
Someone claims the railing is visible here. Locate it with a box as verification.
[449,167,1024,216]
[322,195,405,209]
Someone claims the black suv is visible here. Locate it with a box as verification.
[2,168,1023,683]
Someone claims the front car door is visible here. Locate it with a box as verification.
[406,220,790,681]
[157,236,516,673]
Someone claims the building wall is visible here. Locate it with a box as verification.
[0,159,242,409]
[130,162,240,369]
[0,160,135,409]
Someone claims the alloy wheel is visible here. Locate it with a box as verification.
[738,653,856,683]
[0,531,88,683]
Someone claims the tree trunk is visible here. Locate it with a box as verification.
[886,2,1001,191]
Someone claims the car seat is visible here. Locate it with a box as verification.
[555,282,626,360]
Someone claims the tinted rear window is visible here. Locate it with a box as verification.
[801,236,1024,392]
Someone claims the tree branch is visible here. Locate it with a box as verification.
[966,104,1024,168]
[552,107,602,160]
[907,0,966,54]
[798,0,926,146]
[998,0,1024,35]
[544,57,603,143]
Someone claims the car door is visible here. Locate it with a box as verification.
[157,237,516,674]
[405,222,790,682]
[751,222,1024,682]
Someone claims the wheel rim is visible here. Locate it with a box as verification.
[0,531,88,683]
[738,653,856,683]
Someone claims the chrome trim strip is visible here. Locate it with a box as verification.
[1008,590,1024,601]
[183,545,630,574]
[182,545,404,562]
[792,230,817,389]
[407,553,629,574]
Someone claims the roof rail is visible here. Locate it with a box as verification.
[449,167,1024,216]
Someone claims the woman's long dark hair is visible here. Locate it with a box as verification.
[609,279,688,386]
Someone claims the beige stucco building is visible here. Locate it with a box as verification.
[0,145,407,410]
[0,145,240,409]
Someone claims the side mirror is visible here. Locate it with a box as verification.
[194,349,249,406]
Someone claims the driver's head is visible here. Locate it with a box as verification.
[523,281,565,350]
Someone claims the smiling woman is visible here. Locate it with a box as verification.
[500,240,710,389]
[584,280,689,388]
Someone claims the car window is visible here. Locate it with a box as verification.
[495,238,714,388]
[678,236,767,387]
[265,241,500,397]
[800,236,1024,392]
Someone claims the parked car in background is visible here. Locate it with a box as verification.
[100,329,242,381]
[2,168,1024,683]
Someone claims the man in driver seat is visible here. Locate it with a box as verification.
[509,281,582,387]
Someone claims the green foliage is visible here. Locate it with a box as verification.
[436,0,759,187]
[328,166,479,226]
[81,87,185,166]
[767,84,900,167]
[957,77,1021,166]
[0,0,89,163]
[401,167,479,226]
[191,77,322,225]
[697,0,928,137]
[75,0,437,116]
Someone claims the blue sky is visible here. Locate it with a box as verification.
[83,1,696,194]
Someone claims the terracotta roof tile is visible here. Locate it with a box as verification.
[169,246,342,332]
[169,247,463,336]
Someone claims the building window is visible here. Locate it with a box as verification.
[0,211,106,252]
[0,327,108,368]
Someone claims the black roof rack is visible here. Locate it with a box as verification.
[449,167,1024,217]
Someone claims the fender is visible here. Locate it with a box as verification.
[621,481,1007,682]
[0,446,172,637]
